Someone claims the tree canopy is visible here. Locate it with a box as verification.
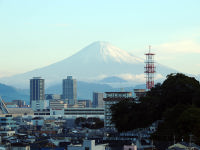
[111,73,200,142]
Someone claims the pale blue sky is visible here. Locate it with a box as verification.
[0,0,200,77]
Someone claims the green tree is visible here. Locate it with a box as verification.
[177,107,200,139]
[75,117,86,126]
[111,100,134,131]
[111,73,200,142]
[161,73,200,107]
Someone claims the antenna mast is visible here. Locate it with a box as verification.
[145,46,156,90]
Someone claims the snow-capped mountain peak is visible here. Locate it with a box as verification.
[0,41,176,88]
[69,41,144,64]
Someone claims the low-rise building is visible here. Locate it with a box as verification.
[0,129,15,137]
[50,100,67,115]
[50,100,67,109]
[167,142,200,150]
[31,117,44,126]
[68,139,108,150]
[31,100,49,111]
[5,102,18,108]
[0,115,16,138]
[64,108,104,119]
[11,143,30,150]
[34,109,50,116]
[33,107,104,119]
[7,108,34,116]
[133,89,146,101]
[123,144,137,150]
[12,100,26,108]
[0,115,17,129]
[78,100,92,108]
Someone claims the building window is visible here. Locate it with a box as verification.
[85,147,89,150]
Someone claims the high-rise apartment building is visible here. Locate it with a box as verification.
[104,92,133,129]
[92,92,104,108]
[62,76,77,105]
[30,77,45,109]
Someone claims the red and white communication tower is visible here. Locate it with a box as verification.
[145,46,156,90]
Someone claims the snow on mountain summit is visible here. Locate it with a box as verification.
[0,41,176,88]
[68,41,144,64]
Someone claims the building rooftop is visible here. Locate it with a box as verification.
[7,108,34,115]
[32,77,42,79]
[134,89,146,92]
[103,97,134,101]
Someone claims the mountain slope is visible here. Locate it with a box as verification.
[0,83,29,103]
[100,76,127,83]
[0,41,177,88]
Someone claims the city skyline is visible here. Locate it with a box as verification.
[0,0,200,77]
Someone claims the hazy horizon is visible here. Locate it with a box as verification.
[0,0,200,77]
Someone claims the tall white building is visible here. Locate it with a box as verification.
[103,92,133,129]
[62,76,77,105]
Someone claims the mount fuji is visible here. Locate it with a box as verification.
[0,41,177,88]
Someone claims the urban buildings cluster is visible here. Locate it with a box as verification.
[1,75,196,150]
[29,76,105,117]
[0,74,153,149]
